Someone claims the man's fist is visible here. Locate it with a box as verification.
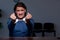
[25,12,32,19]
[10,12,32,20]
[10,13,16,20]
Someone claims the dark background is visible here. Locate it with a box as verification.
[0,0,60,37]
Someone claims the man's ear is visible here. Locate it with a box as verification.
[24,11,27,17]
[14,12,18,18]
[25,10,27,16]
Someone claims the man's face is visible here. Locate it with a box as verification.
[16,7,26,19]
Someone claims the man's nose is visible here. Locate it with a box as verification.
[19,12,22,14]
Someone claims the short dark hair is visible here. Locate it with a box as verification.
[14,2,27,18]
[14,2,27,12]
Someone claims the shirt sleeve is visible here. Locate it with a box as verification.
[26,18,35,33]
[30,19,34,28]
[7,18,15,31]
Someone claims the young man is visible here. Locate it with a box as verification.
[7,2,35,37]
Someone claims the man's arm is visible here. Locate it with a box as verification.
[26,19,35,37]
[7,18,15,31]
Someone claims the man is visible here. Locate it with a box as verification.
[7,2,35,37]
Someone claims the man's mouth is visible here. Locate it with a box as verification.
[19,14,23,15]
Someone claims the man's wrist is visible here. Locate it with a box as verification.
[9,18,16,23]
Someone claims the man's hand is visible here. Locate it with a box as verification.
[25,12,32,19]
[10,12,32,20]
[10,13,16,20]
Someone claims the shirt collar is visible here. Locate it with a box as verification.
[15,18,26,23]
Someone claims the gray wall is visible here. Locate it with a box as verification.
[0,0,60,37]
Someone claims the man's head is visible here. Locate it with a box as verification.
[14,2,27,19]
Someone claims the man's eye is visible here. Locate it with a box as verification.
[17,10,20,11]
[21,10,24,11]
[16,10,24,11]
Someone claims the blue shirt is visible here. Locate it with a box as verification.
[7,18,34,37]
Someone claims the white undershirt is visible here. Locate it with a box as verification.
[15,18,26,23]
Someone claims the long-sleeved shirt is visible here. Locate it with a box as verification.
[7,18,34,37]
